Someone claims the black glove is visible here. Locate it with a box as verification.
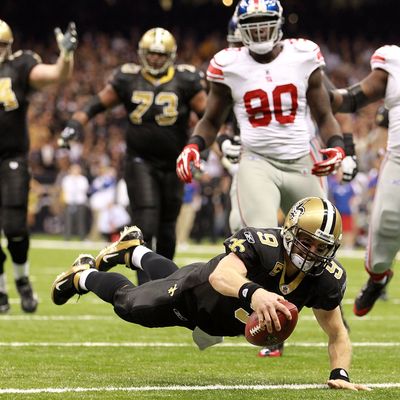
[58,119,83,149]
[55,22,78,56]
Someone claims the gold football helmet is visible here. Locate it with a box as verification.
[0,19,13,63]
[282,197,342,275]
[138,27,177,75]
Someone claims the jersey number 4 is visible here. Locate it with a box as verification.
[244,84,298,127]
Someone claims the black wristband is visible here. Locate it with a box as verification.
[238,282,263,306]
[329,368,350,382]
[216,134,230,151]
[326,135,345,150]
[188,135,206,151]
[343,133,355,156]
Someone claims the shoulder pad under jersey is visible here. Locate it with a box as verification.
[12,50,42,64]
[120,63,141,74]
[289,38,321,53]
[212,47,242,67]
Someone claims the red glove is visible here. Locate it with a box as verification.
[176,144,201,183]
[312,147,345,177]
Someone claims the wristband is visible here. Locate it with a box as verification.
[326,135,345,150]
[329,368,350,382]
[343,133,355,156]
[188,135,206,151]
[238,282,263,306]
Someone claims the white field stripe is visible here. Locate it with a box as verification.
[3,237,400,260]
[0,383,399,394]
[2,313,400,321]
[0,341,399,348]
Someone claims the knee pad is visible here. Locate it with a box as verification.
[2,206,28,239]
[378,209,400,238]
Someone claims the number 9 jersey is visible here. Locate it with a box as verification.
[207,39,325,161]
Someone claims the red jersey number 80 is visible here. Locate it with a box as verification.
[243,84,298,127]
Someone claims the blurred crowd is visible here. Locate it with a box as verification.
[25,30,387,248]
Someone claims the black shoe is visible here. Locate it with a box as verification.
[257,342,284,358]
[51,254,95,305]
[95,226,144,271]
[0,292,10,313]
[16,277,38,313]
[354,270,393,316]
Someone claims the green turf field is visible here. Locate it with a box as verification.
[0,239,399,399]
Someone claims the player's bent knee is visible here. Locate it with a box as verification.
[378,210,400,238]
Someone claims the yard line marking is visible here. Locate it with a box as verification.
[0,341,399,348]
[3,313,400,321]
[0,383,399,394]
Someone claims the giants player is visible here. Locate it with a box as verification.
[0,19,77,313]
[331,45,400,316]
[177,0,352,232]
[59,28,207,284]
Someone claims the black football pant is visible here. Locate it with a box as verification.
[85,251,196,329]
[0,156,30,265]
[124,157,184,284]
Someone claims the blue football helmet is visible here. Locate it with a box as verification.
[227,13,242,46]
[237,0,283,54]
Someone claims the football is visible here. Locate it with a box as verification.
[244,300,298,346]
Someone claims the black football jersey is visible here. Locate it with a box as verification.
[110,64,204,170]
[0,51,40,157]
[176,227,346,337]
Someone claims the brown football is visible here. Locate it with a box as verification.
[244,300,298,346]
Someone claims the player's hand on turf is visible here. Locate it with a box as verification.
[327,379,371,391]
[55,22,78,56]
[250,290,292,333]
[312,147,345,176]
[58,119,83,149]
[176,144,201,183]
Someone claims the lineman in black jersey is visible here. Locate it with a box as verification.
[0,20,77,313]
[59,28,206,284]
[51,197,369,391]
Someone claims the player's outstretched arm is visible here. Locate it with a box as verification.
[313,307,371,391]
[29,22,78,89]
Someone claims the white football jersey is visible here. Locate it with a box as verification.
[207,39,325,160]
[371,45,400,155]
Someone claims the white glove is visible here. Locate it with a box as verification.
[341,155,358,182]
[221,136,241,163]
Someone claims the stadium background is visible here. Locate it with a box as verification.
[0,2,400,398]
[0,0,396,246]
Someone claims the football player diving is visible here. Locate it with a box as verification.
[59,27,207,285]
[0,19,77,313]
[51,197,370,391]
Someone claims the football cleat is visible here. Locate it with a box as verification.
[95,226,144,271]
[353,270,393,317]
[51,254,95,305]
[0,292,10,313]
[16,277,38,313]
[257,342,284,358]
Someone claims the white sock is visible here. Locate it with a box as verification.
[79,269,97,291]
[13,262,29,280]
[0,274,7,293]
[131,245,152,270]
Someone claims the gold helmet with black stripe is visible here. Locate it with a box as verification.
[0,19,13,63]
[138,27,177,75]
[282,197,342,276]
